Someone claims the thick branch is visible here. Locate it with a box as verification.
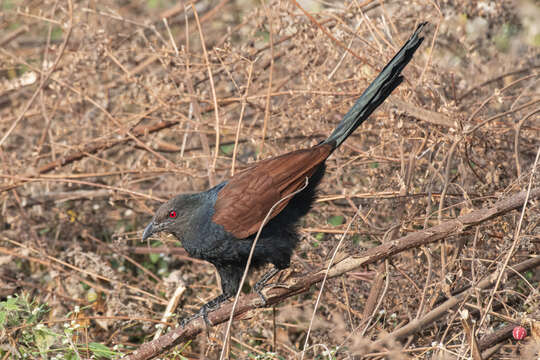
[126,188,539,360]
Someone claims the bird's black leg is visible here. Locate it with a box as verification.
[180,264,242,328]
[180,293,230,328]
[253,266,286,306]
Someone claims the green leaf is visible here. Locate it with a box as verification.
[369,162,379,169]
[327,215,345,226]
[149,253,160,264]
[220,144,235,156]
[314,232,325,241]
[87,342,124,358]
[2,297,21,311]
[34,327,58,355]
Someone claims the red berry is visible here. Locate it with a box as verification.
[512,326,527,340]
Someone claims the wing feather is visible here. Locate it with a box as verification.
[212,144,332,238]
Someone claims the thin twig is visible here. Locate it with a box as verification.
[191,1,221,176]
[373,255,540,348]
[291,0,366,64]
[301,208,362,359]
[153,282,186,340]
[514,108,540,178]
[182,3,215,186]
[231,59,256,176]
[478,142,540,329]
[125,188,540,360]
[1,238,166,305]
[258,1,275,158]
[219,178,310,360]
[0,0,73,147]
[458,65,540,101]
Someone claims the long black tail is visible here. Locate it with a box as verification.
[324,22,426,148]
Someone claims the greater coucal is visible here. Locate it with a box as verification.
[142,23,426,325]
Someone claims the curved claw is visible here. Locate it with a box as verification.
[254,267,286,306]
[254,282,291,306]
[254,285,268,306]
[180,306,212,328]
[180,293,231,328]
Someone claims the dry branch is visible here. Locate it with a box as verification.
[0,107,197,193]
[126,187,540,360]
[392,98,455,128]
[372,255,540,349]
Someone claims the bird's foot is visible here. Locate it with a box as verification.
[254,266,288,306]
[179,305,212,328]
[179,293,231,328]
[254,281,290,306]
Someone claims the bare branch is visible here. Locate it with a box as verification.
[125,188,540,360]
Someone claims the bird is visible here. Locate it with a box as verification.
[142,23,426,326]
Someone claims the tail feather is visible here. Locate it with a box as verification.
[325,22,426,148]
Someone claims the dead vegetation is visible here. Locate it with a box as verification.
[0,0,539,359]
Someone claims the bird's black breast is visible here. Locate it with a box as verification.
[183,164,327,270]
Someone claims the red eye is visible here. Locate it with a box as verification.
[168,210,177,218]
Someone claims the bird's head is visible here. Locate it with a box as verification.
[142,194,200,242]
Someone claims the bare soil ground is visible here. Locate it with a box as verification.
[1,0,539,359]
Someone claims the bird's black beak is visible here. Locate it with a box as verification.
[142,222,155,242]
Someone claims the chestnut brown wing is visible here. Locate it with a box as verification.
[212,144,333,238]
